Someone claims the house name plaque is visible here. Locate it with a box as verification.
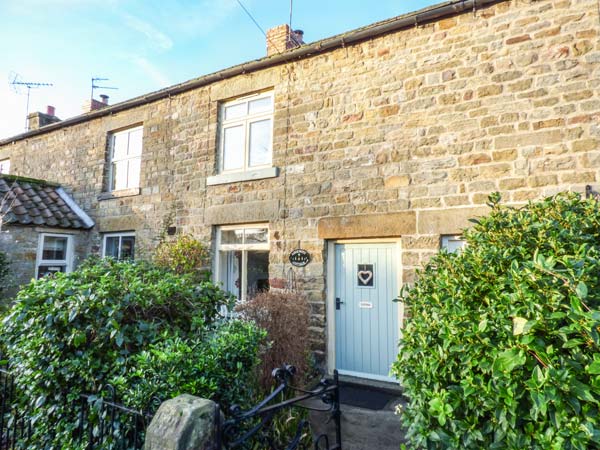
[289,249,311,267]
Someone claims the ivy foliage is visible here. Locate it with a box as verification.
[393,193,600,449]
[1,257,265,449]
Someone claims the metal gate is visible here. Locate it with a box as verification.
[217,365,342,450]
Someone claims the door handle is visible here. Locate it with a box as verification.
[336,297,344,310]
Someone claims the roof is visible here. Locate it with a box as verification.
[0,174,95,230]
[0,0,503,146]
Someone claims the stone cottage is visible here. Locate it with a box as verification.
[0,0,598,381]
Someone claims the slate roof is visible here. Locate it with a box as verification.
[0,174,94,230]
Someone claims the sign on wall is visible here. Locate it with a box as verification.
[289,249,310,267]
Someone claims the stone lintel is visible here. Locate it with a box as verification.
[96,216,140,232]
[317,212,416,239]
[205,200,280,225]
[417,206,490,235]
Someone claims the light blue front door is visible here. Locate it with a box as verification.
[334,243,399,380]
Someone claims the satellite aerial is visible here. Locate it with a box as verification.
[8,71,53,130]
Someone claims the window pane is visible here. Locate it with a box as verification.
[104,237,120,258]
[222,125,245,171]
[127,157,141,189]
[0,159,10,174]
[221,229,244,245]
[37,265,66,279]
[248,119,272,167]
[127,129,143,157]
[245,228,268,244]
[42,236,67,260]
[224,102,247,120]
[248,96,272,114]
[120,236,135,260]
[247,251,269,298]
[219,250,242,300]
[111,161,129,191]
[113,133,129,160]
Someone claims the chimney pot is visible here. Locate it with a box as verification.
[46,105,56,116]
[100,94,109,104]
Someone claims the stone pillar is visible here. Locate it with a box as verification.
[144,394,219,450]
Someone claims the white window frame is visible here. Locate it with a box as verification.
[441,235,467,253]
[108,125,143,191]
[0,158,10,174]
[102,232,136,260]
[36,233,74,278]
[214,224,269,302]
[218,91,274,174]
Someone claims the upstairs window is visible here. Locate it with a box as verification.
[108,126,143,191]
[0,159,10,174]
[218,92,273,173]
[102,232,135,260]
[216,225,269,302]
[36,233,72,278]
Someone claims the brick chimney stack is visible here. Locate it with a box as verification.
[82,96,109,113]
[266,24,305,56]
[27,106,61,131]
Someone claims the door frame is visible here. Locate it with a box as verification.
[326,238,404,381]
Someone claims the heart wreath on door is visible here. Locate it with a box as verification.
[357,264,374,287]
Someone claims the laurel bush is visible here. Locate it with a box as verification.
[393,193,600,449]
[1,257,264,449]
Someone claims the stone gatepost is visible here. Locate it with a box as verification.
[144,394,220,450]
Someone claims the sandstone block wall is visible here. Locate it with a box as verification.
[0,0,598,361]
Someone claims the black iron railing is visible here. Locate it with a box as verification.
[0,363,154,450]
[217,365,342,450]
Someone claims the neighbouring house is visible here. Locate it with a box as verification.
[0,0,598,382]
[0,175,94,297]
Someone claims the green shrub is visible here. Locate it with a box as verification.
[1,257,263,449]
[393,193,600,449]
[154,234,210,281]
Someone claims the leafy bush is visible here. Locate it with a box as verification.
[1,257,264,449]
[154,234,210,281]
[236,291,311,391]
[393,193,600,449]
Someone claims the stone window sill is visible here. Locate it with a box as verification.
[207,167,279,186]
[98,187,141,201]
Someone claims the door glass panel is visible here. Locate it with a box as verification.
[244,228,268,244]
[221,229,244,245]
[42,236,67,260]
[248,119,271,167]
[222,125,244,171]
[220,250,242,300]
[247,251,269,298]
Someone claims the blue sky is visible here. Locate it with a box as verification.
[0,0,440,139]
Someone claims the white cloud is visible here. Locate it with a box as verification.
[121,13,173,51]
[130,56,172,87]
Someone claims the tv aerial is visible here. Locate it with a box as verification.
[9,71,54,130]
[91,77,118,100]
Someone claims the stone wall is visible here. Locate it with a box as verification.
[0,0,599,362]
